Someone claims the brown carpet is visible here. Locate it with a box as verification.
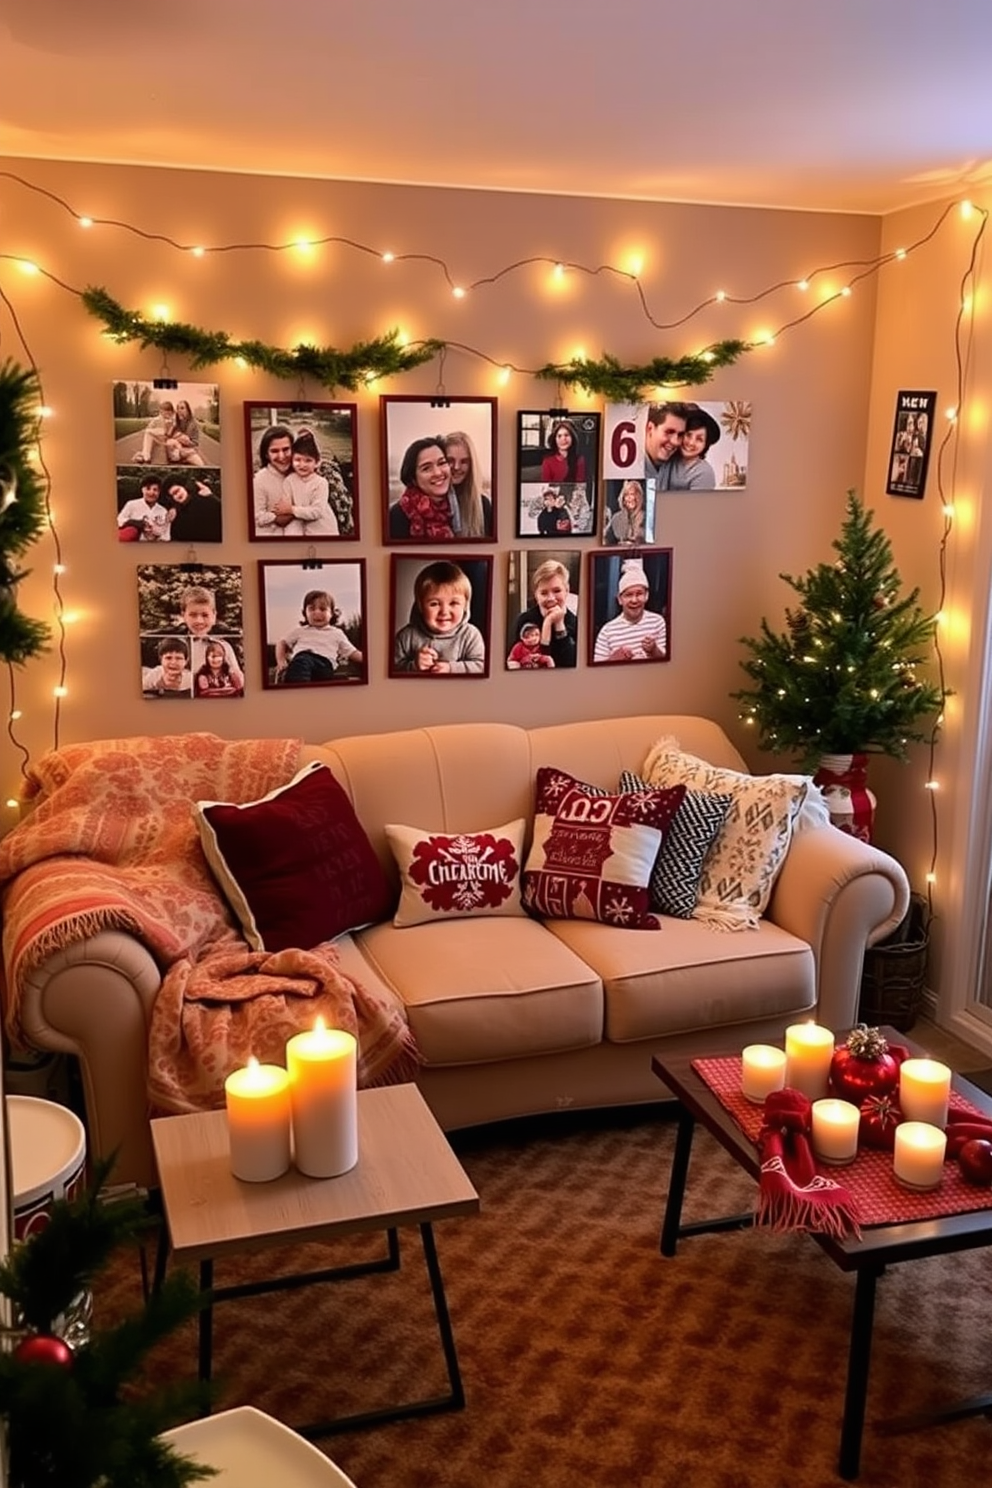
[97,1108,992,1488]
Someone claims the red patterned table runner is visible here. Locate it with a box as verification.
[693,1055,992,1229]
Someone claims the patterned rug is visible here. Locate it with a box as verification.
[96,1107,992,1488]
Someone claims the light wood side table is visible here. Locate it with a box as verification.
[151,1083,479,1438]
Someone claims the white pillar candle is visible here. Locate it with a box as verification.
[811,1098,861,1165]
[741,1045,788,1103]
[784,1022,835,1102]
[285,1021,358,1179]
[899,1058,951,1128]
[224,1057,291,1183]
[893,1121,947,1190]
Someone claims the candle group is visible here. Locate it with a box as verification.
[811,1098,860,1165]
[899,1058,951,1128]
[741,1045,788,1103]
[784,1022,835,1102]
[893,1121,947,1189]
[224,1020,358,1183]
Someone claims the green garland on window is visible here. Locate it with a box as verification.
[0,360,51,665]
[82,287,444,390]
[535,340,751,403]
[82,287,751,403]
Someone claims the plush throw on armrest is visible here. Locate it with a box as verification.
[618,772,732,919]
[522,767,685,929]
[194,760,392,952]
[385,820,527,927]
[640,740,807,930]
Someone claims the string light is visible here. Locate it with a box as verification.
[78,216,93,229]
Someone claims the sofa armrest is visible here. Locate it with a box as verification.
[18,931,162,1192]
[766,829,911,1032]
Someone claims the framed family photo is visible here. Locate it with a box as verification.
[587,548,672,666]
[886,389,936,499]
[601,477,656,547]
[505,548,582,672]
[603,399,749,493]
[515,410,600,537]
[244,402,358,541]
[114,380,223,543]
[381,396,497,543]
[137,563,245,699]
[389,554,493,678]
[258,559,368,689]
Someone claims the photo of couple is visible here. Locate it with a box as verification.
[114,380,223,542]
[382,397,496,544]
[603,399,749,494]
[245,402,358,540]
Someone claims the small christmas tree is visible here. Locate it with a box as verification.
[732,491,944,767]
[0,360,51,665]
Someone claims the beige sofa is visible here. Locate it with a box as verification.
[11,715,910,1193]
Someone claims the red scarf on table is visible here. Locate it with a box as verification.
[756,1088,861,1240]
[398,487,454,539]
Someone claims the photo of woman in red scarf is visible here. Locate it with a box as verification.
[388,436,458,540]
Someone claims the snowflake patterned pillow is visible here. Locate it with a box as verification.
[385,820,527,927]
[522,768,686,930]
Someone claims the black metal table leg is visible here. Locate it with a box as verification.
[660,1107,695,1256]
[839,1264,881,1480]
[420,1220,465,1410]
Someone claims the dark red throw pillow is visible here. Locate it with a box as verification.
[194,761,391,951]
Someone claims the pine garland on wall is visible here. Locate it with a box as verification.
[0,361,50,665]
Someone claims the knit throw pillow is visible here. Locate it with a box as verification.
[194,760,392,951]
[385,820,527,927]
[618,772,733,919]
[639,739,808,930]
[522,767,686,929]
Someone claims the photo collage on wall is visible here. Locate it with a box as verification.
[114,381,753,692]
[886,389,936,500]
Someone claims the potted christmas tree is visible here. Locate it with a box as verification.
[732,491,943,841]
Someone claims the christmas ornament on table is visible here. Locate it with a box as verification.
[858,1092,903,1151]
[732,491,944,842]
[830,1023,905,1104]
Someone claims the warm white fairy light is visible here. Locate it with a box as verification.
[78,216,93,229]
[945,407,958,422]
[960,201,974,220]
[53,563,66,575]
[497,365,511,386]
[381,251,394,263]
[841,286,852,297]
[714,290,726,302]
[18,260,39,276]
[943,502,955,518]
[894,248,907,260]
[452,286,466,299]
[38,405,53,418]
[796,279,809,291]
[53,685,67,698]
[5,799,18,810]
[190,246,205,258]
[9,710,21,721]
[151,303,170,322]
[553,263,565,279]
[925,780,939,791]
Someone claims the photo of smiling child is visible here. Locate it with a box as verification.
[259,560,367,688]
[137,564,245,699]
[589,549,672,666]
[391,556,492,677]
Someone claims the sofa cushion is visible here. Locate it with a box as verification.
[522,768,686,929]
[617,772,733,920]
[545,916,816,1042]
[385,819,526,927]
[640,740,807,930]
[354,916,603,1065]
[193,760,392,952]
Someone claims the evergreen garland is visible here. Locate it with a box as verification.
[535,339,750,402]
[0,1159,213,1487]
[732,491,944,766]
[0,361,51,665]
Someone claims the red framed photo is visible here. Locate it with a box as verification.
[258,559,368,688]
[381,396,497,543]
[389,554,493,678]
[245,402,358,541]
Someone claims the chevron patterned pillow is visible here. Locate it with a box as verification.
[619,772,733,919]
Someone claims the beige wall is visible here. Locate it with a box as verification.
[1,159,886,817]
[864,192,992,1031]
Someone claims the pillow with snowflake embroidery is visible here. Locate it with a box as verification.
[521,768,686,929]
[385,819,527,927]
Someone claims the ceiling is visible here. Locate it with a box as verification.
[4,0,992,215]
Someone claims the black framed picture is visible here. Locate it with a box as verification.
[587,548,672,666]
[389,554,493,677]
[381,396,497,543]
[886,390,936,499]
[258,559,367,689]
[244,401,358,540]
[505,549,582,671]
[515,411,600,537]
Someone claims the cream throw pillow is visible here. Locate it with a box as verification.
[640,738,808,930]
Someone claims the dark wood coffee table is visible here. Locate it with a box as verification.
[652,1031,992,1481]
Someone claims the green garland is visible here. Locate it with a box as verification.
[535,340,751,402]
[82,288,751,403]
[0,361,51,665]
[82,287,443,391]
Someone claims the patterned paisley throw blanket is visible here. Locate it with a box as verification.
[0,734,419,1113]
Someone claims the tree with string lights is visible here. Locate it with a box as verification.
[0,360,50,665]
[732,491,944,768]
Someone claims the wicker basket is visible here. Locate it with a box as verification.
[857,894,929,1032]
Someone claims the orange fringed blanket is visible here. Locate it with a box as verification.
[0,733,419,1113]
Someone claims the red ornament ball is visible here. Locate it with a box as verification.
[830,1025,901,1105]
[13,1334,73,1369]
[859,1093,902,1151]
[958,1138,992,1187]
